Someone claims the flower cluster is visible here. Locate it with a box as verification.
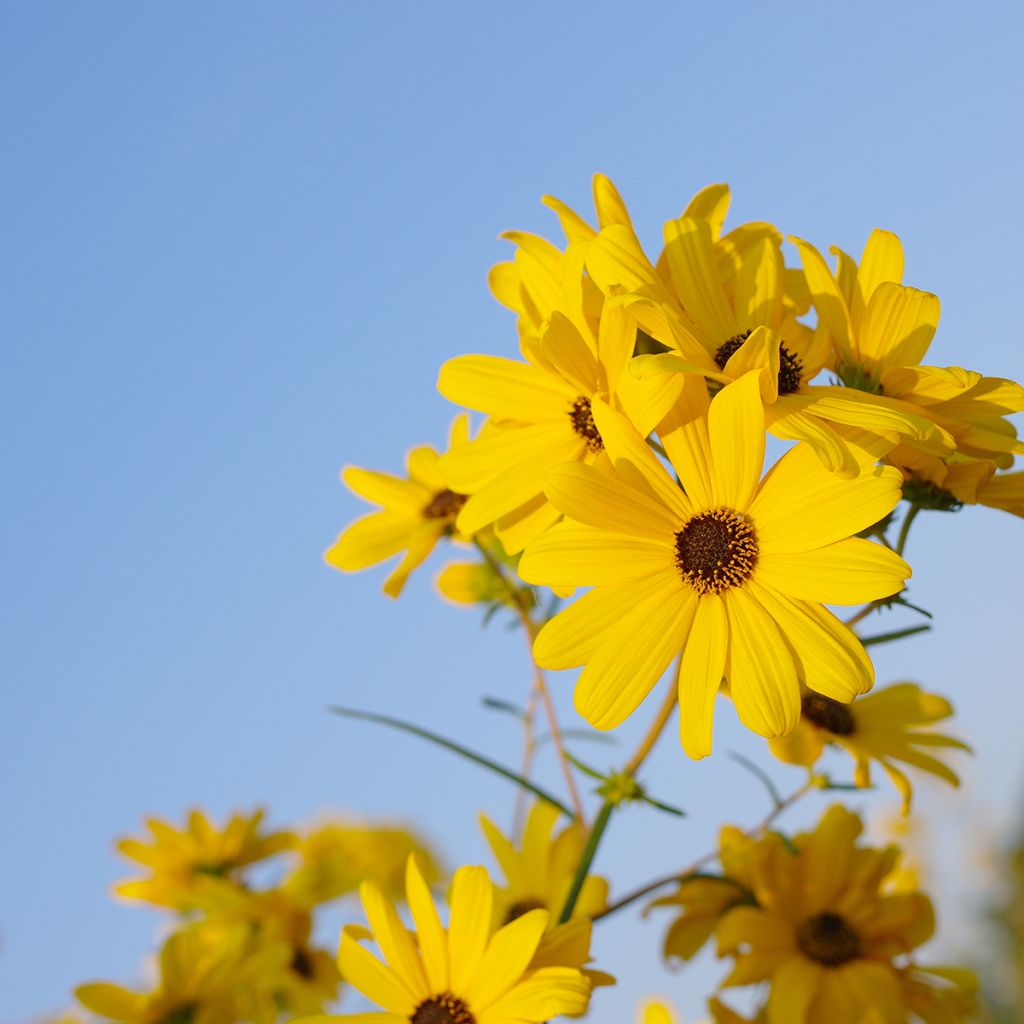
[75,809,438,1024]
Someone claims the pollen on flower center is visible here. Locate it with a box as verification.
[423,488,469,520]
[714,329,804,395]
[411,993,476,1024]
[504,896,546,923]
[568,396,604,452]
[796,912,861,966]
[801,694,856,736]
[674,509,758,594]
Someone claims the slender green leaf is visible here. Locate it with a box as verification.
[328,704,574,819]
[861,623,931,647]
[728,751,783,808]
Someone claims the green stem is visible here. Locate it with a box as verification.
[559,799,615,922]
[895,503,922,557]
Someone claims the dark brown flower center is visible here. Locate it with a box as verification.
[503,896,547,924]
[423,489,468,520]
[291,947,315,979]
[411,993,475,1024]
[674,509,758,594]
[714,329,804,396]
[801,694,856,736]
[568,396,604,452]
[796,912,861,966]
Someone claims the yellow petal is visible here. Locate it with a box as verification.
[543,462,682,539]
[482,966,590,1021]
[405,856,448,993]
[858,283,939,373]
[658,374,715,508]
[343,467,429,511]
[683,182,731,239]
[438,355,576,420]
[767,958,821,1024]
[74,984,146,1022]
[663,216,736,340]
[467,909,549,1009]
[359,880,429,999]
[721,326,781,404]
[748,443,902,552]
[790,236,854,362]
[734,236,782,332]
[382,522,444,598]
[541,313,602,394]
[756,538,910,605]
[574,572,696,729]
[678,594,728,759]
[851,228,904,328]
[708,371,766,510]
[338,930,417,1015]
[448,865,494,994]
[326,512,416,572]
[724,586,799,738]
[593,173,634,228]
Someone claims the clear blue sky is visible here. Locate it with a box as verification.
[2,2,1022,1021]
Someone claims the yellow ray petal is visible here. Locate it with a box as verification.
[519,521,673,588]
[859,283,939,373]
[405,856,448,993]
[658,374,715,508]
[343,467,430,512]
[575,572,696,728]
[721,325,781,404]
[767,957,821,1023]
[467,909,550,1009]
[724,587,799,739]
[663,216,737,341]
[755,538,910,606]
[541,313,602,394]
[338,929,417,1016]
[749,581,873,701]
[481,967,590,1022]
[708,371,766,511]
[734,236,782,332]
[448,866,494,995]
[326,512,416,572]
[438,355,576,420]
[683,182,731,240]
[543,462,682,539]
[851,228,904,328]
[359,881,429,999]
[790,236,854,362]
[766,406,860,477]
[382,522,444,598]
[748,443,901,552]
[593,173,633,228]
[678,594,728,759]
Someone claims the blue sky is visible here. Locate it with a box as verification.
[2,2,1023,1021]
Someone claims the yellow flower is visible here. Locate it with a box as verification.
[768,683,969,814]
[284,821,441,906]
[518,372,910,757]
[638,999,681,1024]
[438,300,682,553]
[325,416,473,597]
[651,828,757,964]
[113,808,293,910]
[435,536,524,608]
[479,801,609,926]
[300,855,592,1024]
[75,927,286,1024]
[584,185,948,476]
[714,805,940,1024]
[793,230,1024,475]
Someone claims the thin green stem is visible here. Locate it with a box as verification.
[895,503,922,557]
[558,799,614,922]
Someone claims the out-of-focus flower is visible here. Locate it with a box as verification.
[114,809,293,910]
[479,801,609,926]
[767,683,969,814]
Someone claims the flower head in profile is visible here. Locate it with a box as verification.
[768,683,970,814]
[76,927,286,1024]
[793,230,1024,485]
[325,416,473,597]
[714,805,941,1024]
[519,372,910,757]
[113,808,293,910]
[298,855,592,1024]
[479,801,609,926]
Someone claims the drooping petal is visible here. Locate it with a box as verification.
[382,522,444,598]
[677,594,728,759]
[767,958,822,1024]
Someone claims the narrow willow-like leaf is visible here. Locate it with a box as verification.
[329,704,574,819]
[861,623,932,647]
[728,751,783,808]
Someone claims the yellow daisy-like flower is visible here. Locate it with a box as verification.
[479,801,609,926]
[438,302,681,553]
[583,186,948,476]
[325,416,473,597]
[638,999,681,1024]
[714,805,938,1024]
[651,827,756,964]
[793,230,1024,475]
[75,926,285,1024]
[113,808,293,910]
[518,371,910,757]
[299,855,592,1024]
[768,683,970,814]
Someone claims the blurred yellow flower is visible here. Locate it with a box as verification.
[715,805,939,1024]
[479,801,609,926]
[298,855,592,1024]
[75,927,285,1024]
[114,808,293,910]
[767,683,969,814]
[325,416,473,597]
[519,372,909,757]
